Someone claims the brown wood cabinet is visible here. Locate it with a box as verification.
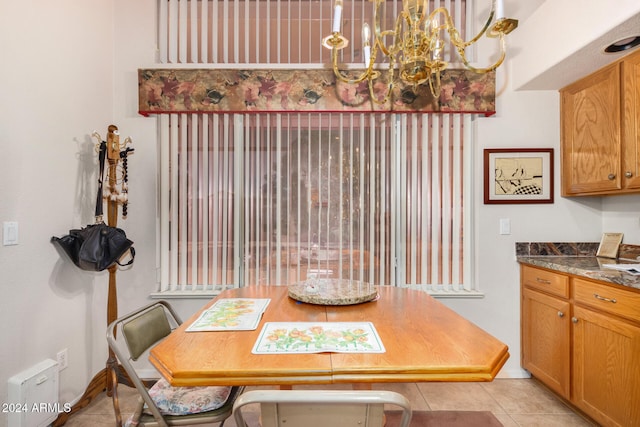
[521,288,571,398]
[520,264,640,426]
[560,49,640,196]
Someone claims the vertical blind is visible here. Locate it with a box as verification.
[157,0,469,65]
[155,0,471,294]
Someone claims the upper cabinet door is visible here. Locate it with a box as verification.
[561,62,621,196]
[622,52,640,190]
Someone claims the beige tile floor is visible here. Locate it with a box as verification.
[63,379,598,427]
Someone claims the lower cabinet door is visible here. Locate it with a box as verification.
[521,288,571,399]
[572,306,640,427]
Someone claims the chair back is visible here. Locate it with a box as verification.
[107,301,183,426]
[233,389,412,427]
[122,305,173,360]
[109,301,182,362]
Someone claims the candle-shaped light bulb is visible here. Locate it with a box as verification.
[362,22,371,44]
[362,22,371,67]
[332,0,343,33]
[495,0,505,20]
[432,39,443,61]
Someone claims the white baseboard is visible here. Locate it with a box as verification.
[495,368,531,379]
[137,368,161,380]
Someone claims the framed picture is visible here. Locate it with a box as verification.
[483,148,554,204]
[596,232,623,259]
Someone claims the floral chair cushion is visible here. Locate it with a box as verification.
[148,378,232,415]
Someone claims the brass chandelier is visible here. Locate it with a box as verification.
[322,0,518,104]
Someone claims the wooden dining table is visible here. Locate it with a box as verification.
[149,285,509,387]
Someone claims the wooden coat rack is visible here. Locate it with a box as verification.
[54,125,133,426]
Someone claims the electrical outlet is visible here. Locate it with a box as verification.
[57,348,68,371]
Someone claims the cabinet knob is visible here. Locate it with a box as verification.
[557,311,565,318]
[572,317,578,323]
[608,173,616,180]
[626,171,633,178]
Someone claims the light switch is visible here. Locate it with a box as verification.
[3,221,19,246]
[499,218,511,235]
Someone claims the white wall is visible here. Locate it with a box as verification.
[602,195,640,243]
[0,1,116,425]
[439,0,640,378]
[3,4,640,427]
[442,71,604,378]
[0,3,197,425]
[109,0,211,384]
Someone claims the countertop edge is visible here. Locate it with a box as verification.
[517,256,640,291]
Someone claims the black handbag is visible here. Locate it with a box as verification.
[52,141,135,271]
[52,223,134,271]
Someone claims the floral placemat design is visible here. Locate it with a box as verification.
[252,322,385,354]
[186,298,271,332]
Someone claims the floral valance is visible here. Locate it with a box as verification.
[138,68,495,116]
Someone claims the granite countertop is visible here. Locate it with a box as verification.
[516,242,640,291]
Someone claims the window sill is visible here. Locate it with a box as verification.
[427,289,485,299]
[151,287,485,300]
[150,290,222,299]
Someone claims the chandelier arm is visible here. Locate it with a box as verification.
[330,45,372,84]
[392,10,408,55]
[367,49,395,105]
[373,0,392,57]
[368,54,398,105]
[376,30,400,56]
[454,34,507,74]
[428,69,441,98]
[431,0,497,49]
[361,49,397,107]
[374,3,408,59]
[367,76,393,106]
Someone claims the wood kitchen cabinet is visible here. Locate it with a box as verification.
[521,265,571,398]
[521,288,570,398]
[572,278,640,427]
[560,49,640,196]
[572,305,640,426]
[520,264,640,426]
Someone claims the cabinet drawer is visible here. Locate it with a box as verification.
[573,278,640,323]
[521,265,569,298]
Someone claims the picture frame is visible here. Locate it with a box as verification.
[483,148,554,204]
[596,232,624,259]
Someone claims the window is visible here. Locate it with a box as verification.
[154,0,475,295]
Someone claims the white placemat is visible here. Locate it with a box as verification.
[186,298,271,331]
[252,322,385,354]
[601,263,640,275]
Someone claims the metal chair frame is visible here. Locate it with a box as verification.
[233,389,412,427]
[107,300,243,427]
